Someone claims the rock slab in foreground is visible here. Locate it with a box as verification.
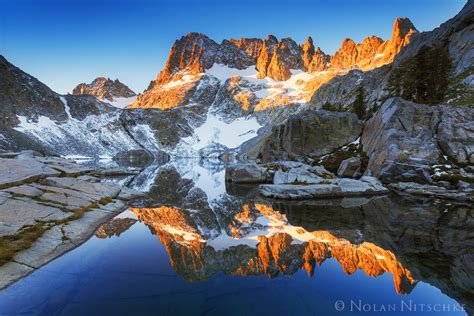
[260,176,388,200]
[0,153,144,289]
[0,157,61,189]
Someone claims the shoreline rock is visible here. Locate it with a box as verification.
[0,152,145,290]
[226,161,388,200]
[260,176,389,200]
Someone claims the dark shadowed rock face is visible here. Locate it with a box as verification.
[260,110,362,162]
[72,77,136,101]
[0,55,161,158]
[0,55,66,128]
[361,98,474,183]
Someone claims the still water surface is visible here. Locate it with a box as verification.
[0,160,471,315]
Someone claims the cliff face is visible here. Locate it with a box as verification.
[130,17,417,110]
[330,18,417,70]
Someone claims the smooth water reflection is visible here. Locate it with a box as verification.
[0,160,471,315]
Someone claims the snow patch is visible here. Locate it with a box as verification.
[109,96,137,109]
[206,64,320,104]
[172,112,261,157]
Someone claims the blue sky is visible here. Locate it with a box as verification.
[0,0,467,94]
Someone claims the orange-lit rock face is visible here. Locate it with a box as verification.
[131,18,416,110]
[330,17,416,71]
[130,203,417,294]
[129,73,203,109]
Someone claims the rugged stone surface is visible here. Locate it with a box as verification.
[337,157,362,178]
[260,110,362,162]
[389,182,473,201]
[72,77,136,101]
[259,176,388,199]
[0,157,60,189]
[225,164,274,183]
[224,161,386,200]
[361,98,474,182]
[330,18,416,71]
[0,153,145,289]
[271,162,335,184]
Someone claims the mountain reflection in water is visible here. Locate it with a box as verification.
[101,161,473,314]
[130,204,416,294]
[0,160,471,315]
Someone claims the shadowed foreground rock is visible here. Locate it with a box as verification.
[0,152,144,289]
[362,98,474,182]
[260,110,362,162]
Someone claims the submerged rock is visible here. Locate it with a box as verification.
[389,182,474,202]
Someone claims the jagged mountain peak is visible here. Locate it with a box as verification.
[132,17,418,109]
[72,77,136,103]
[393,17,417,39]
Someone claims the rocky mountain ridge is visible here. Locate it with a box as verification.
[130,17,417,110]
[72,77,137,108]
[72,77,136,100]
[309,0,473,109]
[0,55,158,157]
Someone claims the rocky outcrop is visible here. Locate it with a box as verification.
[0,152,144,289]
[155,33,220,85]
[330,18,416,71]
[259,176,388,199]
[256,35,279,79]
[0,55,66,129]
[260,110,362,162]
[130,73,220,110]
[224,161,387,199]
[337,157,362,178]
[361,98,474,183]
[72,77,136,101]
[225,164,274,183]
